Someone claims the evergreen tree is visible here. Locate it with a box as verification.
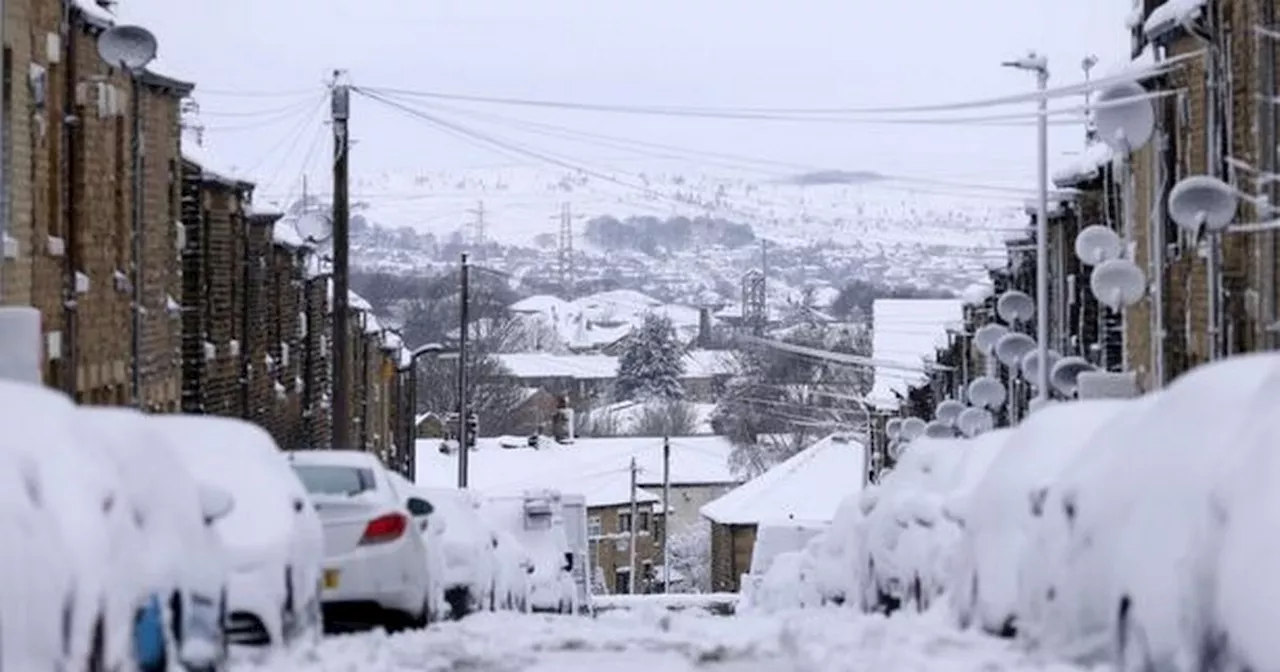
[615,313,686,402]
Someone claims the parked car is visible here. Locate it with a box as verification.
[0,381,144,672]
[151,415,324,650]
[418,487,496,619]
[385,471,448,623]
[0,385,75,671]
[289,450,435,629]
[78,406,234,671]
[484,491,576,614]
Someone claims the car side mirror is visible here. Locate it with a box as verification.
[293,497,306,513]
[407,497,434,517]
[198,484,234,525]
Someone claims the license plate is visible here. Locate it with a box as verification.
[323,569,340,589]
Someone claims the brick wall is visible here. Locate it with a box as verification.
[302,271,330,447]
[2,0,38,308]
[267,237,307,449]
[709,522,755,593]
[588,503,661,594]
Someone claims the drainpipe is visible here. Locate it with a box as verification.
[61,1,80,397]
[239,205,251,418]
[1261,0,1278,347]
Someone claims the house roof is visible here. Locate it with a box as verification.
[492,350,738,381]
[700,434,866,526]
[869,299,965,410]
[413,435,741,507]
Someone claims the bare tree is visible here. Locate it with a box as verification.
[630,400,700,437]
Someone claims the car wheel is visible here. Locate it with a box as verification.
[88,613,106,672]
[1116,595,1151,672]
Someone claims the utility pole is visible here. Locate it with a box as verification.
[468,200,486,256]
[457,252,471,487]
[0,0,7,302]
[129,70,143,407]
[661,436,671,593]
[556,202,575,298]
[628,456,639,595]
[330,71,352,449]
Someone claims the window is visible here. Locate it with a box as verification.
[587,515,602,537]
[614,567,631,595]
[638,511,650,533]
[291,464,376,496]
[618,511,632,533]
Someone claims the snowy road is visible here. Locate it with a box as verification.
[232,608,1090,672]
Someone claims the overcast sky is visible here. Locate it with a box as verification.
[114,0,1132,200]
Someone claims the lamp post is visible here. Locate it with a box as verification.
[97,25,157,407]
[399,341,446,480]
[1002,52,1052,406]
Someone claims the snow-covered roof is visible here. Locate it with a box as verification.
[1052,142,1115,188]
[1143,0,1207,40]
[700,434,866,526]
[271,220,307,248]
[510,294,573,315]
[413,435,741,507]
[181,132,247,187]
[492,350,738,381]
[870,299,965,410]
[583,400,719,436]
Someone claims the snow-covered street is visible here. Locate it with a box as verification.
[237,609,1089,672]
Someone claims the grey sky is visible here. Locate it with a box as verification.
[117,0,1132,199]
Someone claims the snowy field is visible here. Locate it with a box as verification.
[236,609,1089,672]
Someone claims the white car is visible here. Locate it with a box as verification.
[151,415,324,650]
[0,387,75,671]
[289,450,434,629]
[78,407,234,671]
[0,381,142,672]
[420,487,496,618]
[386,471,449,622]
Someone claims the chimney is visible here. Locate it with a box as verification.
[697,307,713,347]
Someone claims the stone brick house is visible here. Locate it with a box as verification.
[9,0,187,406]
[586,495,662,595]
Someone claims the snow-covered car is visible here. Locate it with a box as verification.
[78,406,234,671]
[289,450,435,629]
[955,398,1138,637]
[0,386,75,671]
[490,527,534,612]
[1026,353,1280,669]
[485,491,576,614]
[746,549,823,613]
[0,381,145,672]
[385,471,448,623]
[151,415,324,649]
[419,487,496,618]
[856,436,967,614]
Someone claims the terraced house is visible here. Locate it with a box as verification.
[0,0,407,455]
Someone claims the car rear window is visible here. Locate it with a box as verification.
[292,465,377,496]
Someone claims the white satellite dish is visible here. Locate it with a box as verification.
[1050,355,1095,396]
[996,290,1035,324]
[962,282,994,306]
[925,421,955,439]
[1093,80,1155,153]
[900,417,927,441]
[957,407,995,438]
[96,25,158,71]
[293,211,333,245]
[1090,258,1147,310]
[1020,348,1062,386]
[885,417,903,441]
[973,323,1009,355]
[1168,175,1239,233]
[935,399,966,427]
[1073,225,1123,266]
[967,376,1006,410]
[995,332,1037,367]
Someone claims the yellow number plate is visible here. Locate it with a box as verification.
[323,569,340,589]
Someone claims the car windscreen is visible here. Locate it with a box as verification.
[292,464,377,496]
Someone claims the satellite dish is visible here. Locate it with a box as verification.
[1050,355,1095,396]
[293,211,333,245]
[1093,80,1155,153]
[995,332,1037,367]
[973,323,1009,355]
[900,417,927,441]
[962,282,994,306]
[968,376,1006,410]
[1090,258,1147,310]
[957,407,995,438]
[1074,225,1123,266]
[1168,175,1239,233]
[935,399,966,427]
[885,417,903,441]
[996,290,1035,324]
[925,421,955,439]
[96,25,158,71]
[1020,348,1062,386]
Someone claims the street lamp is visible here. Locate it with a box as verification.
[398,341,447,481]
[1002,52,1052,408]
[97,25,157,408]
